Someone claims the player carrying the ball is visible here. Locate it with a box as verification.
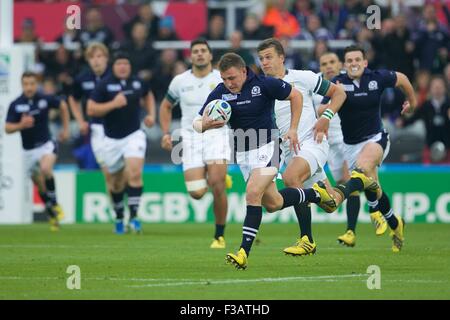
[194,53,338,269]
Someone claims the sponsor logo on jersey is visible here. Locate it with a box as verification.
[181,85,194,92]
[222,93,237,101]
[15,104,30,113]
[107,84,121,92]
[342,84,354,92]
[82,81,95,90]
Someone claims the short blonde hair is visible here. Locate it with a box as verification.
[84,42,109,61]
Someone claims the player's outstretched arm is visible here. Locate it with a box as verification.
[68,95,88,135]
[87,93,126,117]
[395,72,417,115]
[58,100,71,142]
[159,97,174,150]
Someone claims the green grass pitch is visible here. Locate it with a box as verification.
[1,223,449,299]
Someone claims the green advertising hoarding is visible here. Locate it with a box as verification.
[75,166,450,224]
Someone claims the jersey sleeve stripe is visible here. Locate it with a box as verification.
[315,78,331,96]
[165,92,178,104]
[313,76,323,94]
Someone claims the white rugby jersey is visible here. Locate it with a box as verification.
[166,69,222,133]
[312,72,344,145]
[275,69,330,141]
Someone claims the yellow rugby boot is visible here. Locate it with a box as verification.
[351,168,380,193]
[337,230,356,247]
[51,204,65,221]
[226,248,248,270]
[390,216,405,253]
[370,211,388,236]
[283,235,317,256]
[313,181,337,213]
[210,236,226,249]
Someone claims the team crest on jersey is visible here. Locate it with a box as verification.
[251,86,261,97]
[222,93,237,101]
[132,81,141,90]
[368,80,378,91]
[38,99,48,109]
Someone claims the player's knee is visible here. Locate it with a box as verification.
[189,189,207,200]
[127,168,143,185]
[283,174,303,188]
[246,189,263,205]
[207,177,225,195]
[265,201,279,213]
[110,181,125,193]
[40,165,53,178]
[355,161,375,174]
[186,179,208,199]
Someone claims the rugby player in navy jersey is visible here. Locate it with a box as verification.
[87,52,156,235]
[194,53,337,269]
[317,45,416,252]
[5,72,70,231]
[68,42,113,191]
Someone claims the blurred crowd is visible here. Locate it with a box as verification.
[13,0,450,165]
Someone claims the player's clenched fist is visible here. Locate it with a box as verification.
[20,114,35,129]
[113,93,127,108]
[161,134,172,150]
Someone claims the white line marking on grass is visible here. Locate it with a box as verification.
[0,244,139,249]
[0,276,200,282]
[126,274,368,288]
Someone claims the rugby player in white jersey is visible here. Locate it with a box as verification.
[159,39,232,249]
[257,38,347,256]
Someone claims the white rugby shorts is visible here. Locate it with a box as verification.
[103,130,147,173]
[182,127,231,171]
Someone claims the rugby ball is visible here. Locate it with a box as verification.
[206,99,232,122]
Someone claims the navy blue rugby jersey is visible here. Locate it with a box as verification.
[71,67,110,124]
[7,92,61,150]
[200,68,292,152]
[90,74,150,139]
[322,68,397,144]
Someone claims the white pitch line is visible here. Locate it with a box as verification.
[126,274,368,288]
[1,275,447,287]
[0,244,141,249]
[0,276,195,282]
